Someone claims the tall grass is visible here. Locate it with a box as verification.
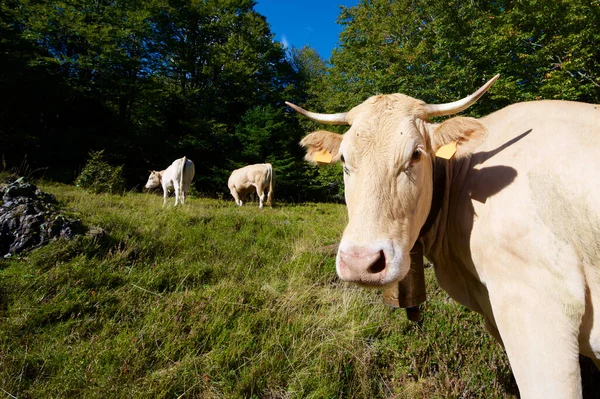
[0,183,518,398]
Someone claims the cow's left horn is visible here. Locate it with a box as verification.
[424,74,500,117]
[285,101,349,125]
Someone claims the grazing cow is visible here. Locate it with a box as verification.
[287,74,600,398]
[145,156,195,206]
[228,163,274,208]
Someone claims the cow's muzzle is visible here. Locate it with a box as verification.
[337,245,401,286]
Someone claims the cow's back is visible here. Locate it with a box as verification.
[460,100,600,266]
[229,164,271,190]
[162,158,182,184]
[478,100,600,177]
[472,100,600,236]
[247,164,271,187]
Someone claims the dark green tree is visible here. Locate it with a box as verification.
[286,46,345,202]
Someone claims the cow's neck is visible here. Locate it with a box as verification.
[419,156,486,313]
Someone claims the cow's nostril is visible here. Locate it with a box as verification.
[368,251,386,274]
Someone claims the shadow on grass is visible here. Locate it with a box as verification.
[582,355,600,399]
[494,366,518,397]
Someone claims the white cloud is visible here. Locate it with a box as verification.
[281,35,290,49]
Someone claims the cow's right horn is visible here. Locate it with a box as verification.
[424,74,499,117]
[285,102,349,125]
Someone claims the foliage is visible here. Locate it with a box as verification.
[326,0,600,115]
[232,104,327,202]
[0,183,522,398]
[312,163,345,202]
[75,150,126,194]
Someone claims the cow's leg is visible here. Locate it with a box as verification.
[256,187,265,209]
[181,185,187,205]
[173,181,181,206]
[488,280,583,399]
[230,189,242,206]
[162,186,168,206]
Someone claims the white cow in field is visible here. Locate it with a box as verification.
[145,156,195,206]
[228,163,274,208]
[288,74,600,398]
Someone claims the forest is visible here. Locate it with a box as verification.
[2,0,599,202]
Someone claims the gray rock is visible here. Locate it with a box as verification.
[0,179,84,257]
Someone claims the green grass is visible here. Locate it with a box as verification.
[0,183,517,398]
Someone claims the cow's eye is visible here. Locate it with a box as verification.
[340,154,345,163]
[411,150,421,162]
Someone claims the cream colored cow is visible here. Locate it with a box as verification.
[144,156,195,206]
[228,163,274,208]
[287,75,600,398]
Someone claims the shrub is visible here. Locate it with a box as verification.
[75,150,126,194]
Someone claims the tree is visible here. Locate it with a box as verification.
[285,46,346,202]
[149,0,291,121]
[325,0,600,116]
[136,0,297,194]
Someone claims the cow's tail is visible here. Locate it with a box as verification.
[179,156,186,204]
[266,163,274,207]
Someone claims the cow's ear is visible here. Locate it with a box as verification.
[429,116,487,159]
[300,130,344,164]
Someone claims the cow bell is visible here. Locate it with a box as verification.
[382,241,426,322]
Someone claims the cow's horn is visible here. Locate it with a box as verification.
[424,74,500,117]
[285,101,349,125]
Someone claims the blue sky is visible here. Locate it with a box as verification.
[254,0,360,60]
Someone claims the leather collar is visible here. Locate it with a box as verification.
[418,157,446,239]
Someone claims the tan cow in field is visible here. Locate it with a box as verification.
[287,75,600,398]
[228,163,274,208]
[144,156,195,206]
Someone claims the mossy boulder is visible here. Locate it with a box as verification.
[0,178,84,257]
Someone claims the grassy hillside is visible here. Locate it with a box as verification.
[0,183,518,398]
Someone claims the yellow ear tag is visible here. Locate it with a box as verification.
[313,150,333,164]
[435,141,458,160]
